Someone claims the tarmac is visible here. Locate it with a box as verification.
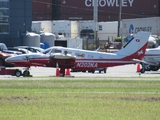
[1,64,160,79]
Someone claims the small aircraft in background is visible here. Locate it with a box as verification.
[5,31,150,76]
[140,46,160,73]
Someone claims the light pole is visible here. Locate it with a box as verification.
[118,0,122,37]
[93,0,98,48]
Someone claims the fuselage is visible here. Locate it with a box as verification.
[5,46,144,71]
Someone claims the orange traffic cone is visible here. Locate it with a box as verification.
[56,62,60,77]
[136,64,141,72]
[66,68,70,76]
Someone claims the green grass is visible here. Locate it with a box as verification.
[0,77,160,120]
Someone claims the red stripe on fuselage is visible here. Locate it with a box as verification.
[74,42,148,70]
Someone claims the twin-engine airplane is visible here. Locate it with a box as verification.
[5,31,150,76]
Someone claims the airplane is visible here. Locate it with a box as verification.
[5,31,150,76]
[139,46,160,73]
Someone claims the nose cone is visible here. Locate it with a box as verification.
[5,56,17,63]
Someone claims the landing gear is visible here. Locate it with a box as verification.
[23,70,30,77]
[15,68,31,77]
[97,68,107,74]
[59,67,65,77]
[92,70,95,73]
[140,63,160,73]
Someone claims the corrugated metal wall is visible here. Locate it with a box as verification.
[32,0,160,21]
[59,0,159,21]
[32,0,52,21]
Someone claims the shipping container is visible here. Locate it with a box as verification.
[121,17,160,36]
[52,20,79,38]
[55,38,83,49]
[78,20,95,39]
[32,21,52,33]
[31,21,41,33]
[52,20,119,41]
[52,0,160,21]
[40,21,52,32]
[32,0,52,21]
[98,21,119,41]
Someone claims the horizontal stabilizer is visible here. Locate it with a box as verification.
[132,59,159,66]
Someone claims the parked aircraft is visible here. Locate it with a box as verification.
[5,31,150,76]
[140,46,160,73]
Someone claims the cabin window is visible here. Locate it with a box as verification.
[75,53,85,58]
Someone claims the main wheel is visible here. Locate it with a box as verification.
[104,68,107,73]
[91,70,95,73]
[140,68,145,73]
[23,70,30,77]
[15,70,22,77]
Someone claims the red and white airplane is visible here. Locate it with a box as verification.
[5,31,150,76]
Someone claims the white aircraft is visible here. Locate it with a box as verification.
[5,31,150,76]
[140,46,160,73]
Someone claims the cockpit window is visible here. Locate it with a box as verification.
[50,49,62,54]
[55,49,61,53]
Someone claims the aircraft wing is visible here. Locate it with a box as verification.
[132,59,159,66]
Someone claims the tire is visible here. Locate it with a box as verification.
[23,70,30,77]
[99,70,101,73]
[140,68,145,74]
[91,70,95,73]
[104,68,107,73]
[15,70,22,77]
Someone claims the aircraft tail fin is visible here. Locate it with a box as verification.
[116,31,150,60]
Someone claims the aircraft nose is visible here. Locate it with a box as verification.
[6,55,29,63]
